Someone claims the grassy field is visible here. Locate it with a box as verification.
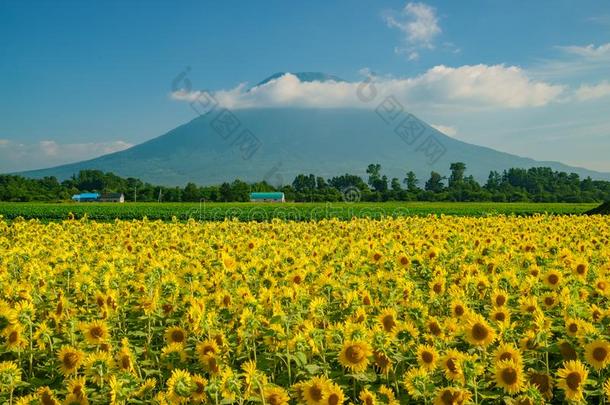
[0,201,598,221]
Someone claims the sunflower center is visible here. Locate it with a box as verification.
[8,331,18,343]
[121,355,131,369]
[309,385,323,401]
[499,352,513,362]
[90,326,104,338]
[382,315,396,332]
[374,352,390,368]
[472,323,489,341]
[400,257,409,266]
[593,346,608,362]
[544,297,554,306]
[576,264,586,274]
[530,373,550,392]
[495,296,506,306]
[566,371,582,391]
[268,394,282,405]
[446,358,458,373]
[346,345,365,363]
[548,274,559,285]
[433,283,442,293]
[63,352,79,369]
[328,393,340,405]
[495,312,506,322]
[501,367,518,385]
[440,390,460,405]
[422,351,434,364]
[171,330,185,342]
[568,323,578,333]
[454,305,464,316]
[195,381,205,394]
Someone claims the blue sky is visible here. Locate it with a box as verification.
[1,0,609,172]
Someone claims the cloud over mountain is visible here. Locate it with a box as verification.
[172,65,564,111]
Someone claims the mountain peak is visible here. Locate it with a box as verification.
[256,72,346,87]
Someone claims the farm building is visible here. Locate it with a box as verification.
[71,193,100,202]
[99,193,125,203]
[249,192,285,203]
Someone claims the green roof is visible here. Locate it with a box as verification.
[250,192,284,199]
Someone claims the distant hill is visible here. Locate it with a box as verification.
[18,72,610,186]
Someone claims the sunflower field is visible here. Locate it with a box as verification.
[0,215,609,404]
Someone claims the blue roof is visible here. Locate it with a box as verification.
[250,192,284,199]
[72,193,100,199]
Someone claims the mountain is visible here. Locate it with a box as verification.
[18,72,610,186]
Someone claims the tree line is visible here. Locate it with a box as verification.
[1,163,609,203]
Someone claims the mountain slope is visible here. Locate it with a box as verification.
[18,108,610,186]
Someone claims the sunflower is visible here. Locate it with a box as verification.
[565,318,582,338]
[4,324,26,350]
[81,320,109,345]
[57,346,85,375]
[338,340,371,373]
[189,374,208,403]
[378,308,398,334]
[196,339,220,361]
[494,343,523,366]
[397,254,410,269]
[403,367,429,400]
[302,376,330,405]
[464,314,496,347]
[166,369,194,404]
[558,340,578,361]
[85,351,114,385]
[323,382,345,405]
[529,371,553,400]
[359,389,376,405]
[490,307,511,325]
[491,290,509,307]
[66,376,87,404]
[416,344,438,371]
[584,339,610,370]
[433,387,472,405]
[0,361,21,391]
[0,303,17,334]
[494,360,524,394]
[373,350,392,374]
[161,343,189,367]
[541,292,558,309]
[450,300,468,319]
[543,270,562,289]
[573,262,588,279]
[264,386,290,405]
[426,317,444,338]
[557,360,588,402]
[165,326,188,345]
[441,349,464,382]
[36,387,59,405]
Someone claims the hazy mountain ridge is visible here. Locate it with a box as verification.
[18,106,610,186]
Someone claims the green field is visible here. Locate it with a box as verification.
[0,201,598,221]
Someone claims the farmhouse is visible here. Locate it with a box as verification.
[99,193,125,203]
[249,192,285,203]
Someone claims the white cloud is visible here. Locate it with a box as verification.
[430,124,457,136]
[384,2,441,57]
[172,65,565,111]
[557,43,610,58]
[0,140,133,172]
[574,80,610,101]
